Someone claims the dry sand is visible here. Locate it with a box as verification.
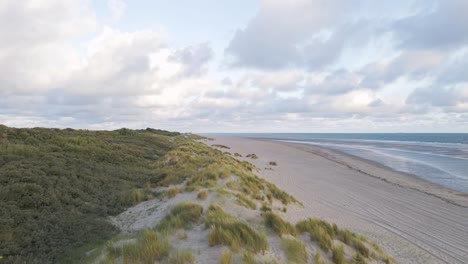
[209,136,468,264]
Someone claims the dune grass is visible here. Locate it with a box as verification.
[168,250,195,264]
[157,202,203,231]
[269,161,277,166]
[353,253,367,264]
[332,245,346,264]
[281,237,308,264]
[314,253,324,264]
[219,250,232,264]
[236,193,257,209]
[205,204,268,253]
[296,217,382,263]
[263,212,296,236]
[120,229,169,264]
[296,219,334,252]
[242,251,256,264]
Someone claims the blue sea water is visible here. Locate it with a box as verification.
[208,133,468,193]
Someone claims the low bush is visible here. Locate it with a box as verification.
[157,202,203,231]
[212,144,230,149]
[246,153,258,159]
[197,190,209,200]
[263,212,296,236]
[167,187,180,198]
[281,237,308,264]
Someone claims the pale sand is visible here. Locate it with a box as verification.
[209,136,468,264]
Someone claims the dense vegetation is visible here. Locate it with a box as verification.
[0,125,183,263]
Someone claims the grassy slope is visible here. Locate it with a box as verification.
[0,126,393,264]
[0,126,184,263]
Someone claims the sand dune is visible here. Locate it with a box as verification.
[210,136,468,264]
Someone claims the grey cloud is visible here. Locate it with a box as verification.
[360,50,444,89]
[406,86,466,109]
[392,0,468,50]
[368,99,385,107]
[169,43,213,77]
[225,0,356,70]
[307,69,360,95]
[436,52,468,85]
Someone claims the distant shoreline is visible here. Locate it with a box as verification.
[212,133,468,196]
[269,139,468,207]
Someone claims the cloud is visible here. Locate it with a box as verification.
[392,0,468,50]
[108,0,126,21]
[65,27,167,96]
[360,50,445,88]
[306,69,361,95]
[238,70,304,91]
[0,0,97,93]
[169,43,213,77]
[225,0,356,69]
[406,85,468,112]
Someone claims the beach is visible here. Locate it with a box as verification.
[209,136,468,264]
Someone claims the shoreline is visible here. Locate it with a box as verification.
[209,136,468,264]
[270,139,468,208]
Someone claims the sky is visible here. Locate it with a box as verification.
[0,0,467,132]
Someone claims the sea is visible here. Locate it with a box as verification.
[208,133,468,193]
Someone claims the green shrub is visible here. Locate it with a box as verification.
[205,205,268,253]
[197,190,209,200]
[212,144,230,149]
[167,187,180,198]
[176,230,188,240]
[157,202,203,231]
[281,237,308,264]
[246,153,258,159]
[0,126,178,263]
[263,212,296,236]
